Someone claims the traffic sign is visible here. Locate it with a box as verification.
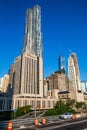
[13,109,17,113]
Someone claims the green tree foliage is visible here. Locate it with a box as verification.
[45,100,67,116]
[0,105,31,121]
[54,100,67,114]
[13,105,31,118]
[75,102,86,109]
[45,109,58,116]
[54,100,65,109]
[66,99,76,109]
[45,100,76,116]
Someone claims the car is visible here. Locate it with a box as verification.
[60,112,73,119]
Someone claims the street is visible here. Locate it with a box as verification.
[12,118,87,130]
[1,117,87,130]
[50,120,87,130]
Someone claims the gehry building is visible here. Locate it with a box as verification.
[8,5,57,110]
[22,5,43,57]
[10,5,43,98]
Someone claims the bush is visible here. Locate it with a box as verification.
[45,109,58,116]
[67,109,76,114]
[12,105,31,118]
[0,105,31,120]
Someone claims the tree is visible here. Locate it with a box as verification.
[54,100,67,114]
[66,99,76,109]
[54,100,65,109]
[75,102,86,110]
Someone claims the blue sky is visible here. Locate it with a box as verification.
[0,0,87,81]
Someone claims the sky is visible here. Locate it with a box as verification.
[0,0,87,81]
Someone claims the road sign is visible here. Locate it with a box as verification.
[14,109,17,113]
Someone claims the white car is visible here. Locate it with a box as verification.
[60,112,73,119]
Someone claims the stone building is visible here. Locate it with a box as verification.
[1,75,10,93]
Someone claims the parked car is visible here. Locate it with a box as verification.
[59,112,73,119]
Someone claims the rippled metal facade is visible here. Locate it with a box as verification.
[23,5,43,57]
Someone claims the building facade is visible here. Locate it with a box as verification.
[9,5,45,110]
[9,5,43,98]
[68,53,81,90]
[10,52,43,98]
[81,81,87,93]
[0,93,11,111]
[22,5,43,57]
[47,72,68,92]
[0,78,4,92]
[68,53,84,102]
[59,56,66,73]
[45,72,69,99]
[1,75,10,93]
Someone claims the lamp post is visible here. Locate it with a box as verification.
[35,83,37,118]
[34,84,39,126]
[35,90,36,118]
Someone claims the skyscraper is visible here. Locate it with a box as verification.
[68,53,81,90]
[22,5,43,57]
[59,56,66,73]
[10,5,43,99]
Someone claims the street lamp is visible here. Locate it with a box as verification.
[35,94,36,118]
[35,83,37,118]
